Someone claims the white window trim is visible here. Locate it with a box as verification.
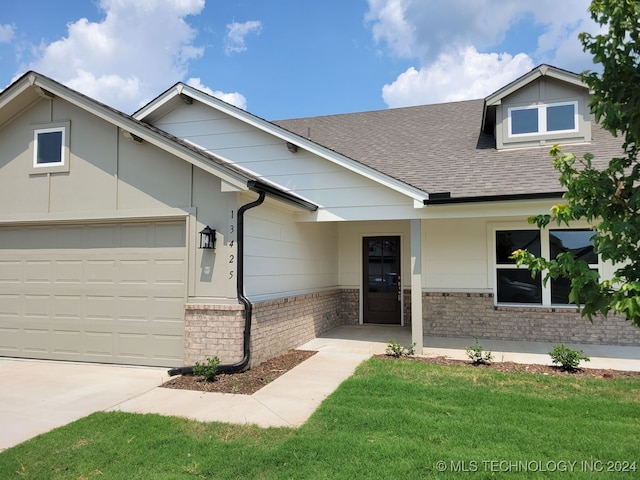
[29,121,70,174]
[508,101,579,138]
[33,126,66,168]
[490,224,600,308]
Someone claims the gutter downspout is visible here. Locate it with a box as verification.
[168,190,266,376]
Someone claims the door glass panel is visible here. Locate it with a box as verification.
[363,236,401,324]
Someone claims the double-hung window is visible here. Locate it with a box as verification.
[508,101,578,137]
[495,228,598,306]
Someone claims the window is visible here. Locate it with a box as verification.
[508,101,578,137]
[34,127,65,167]
[30,121,70,173]
[495,228,598,306]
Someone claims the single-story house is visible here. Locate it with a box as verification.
[1,65,639,369]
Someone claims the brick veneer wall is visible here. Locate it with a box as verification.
[250,290,343,365]
[184,289,345,367]
[183,303,245,365]
[339,288,360,325]
[423,292,640,346]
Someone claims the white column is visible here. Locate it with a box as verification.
[410,219,424,352]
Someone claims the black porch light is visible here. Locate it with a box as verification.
[199,226,216,249]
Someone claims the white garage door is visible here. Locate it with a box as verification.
[0,221,186,367]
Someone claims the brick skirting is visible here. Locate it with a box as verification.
[184,289,640,367]
[184,289,346,367]
[423,292,640,346]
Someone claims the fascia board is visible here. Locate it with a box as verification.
[485,65,587,106]
[31,75,249,191]
[166,84,428,203]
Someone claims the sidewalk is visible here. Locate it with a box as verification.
[112,325,640,426]
[3,325,639,451]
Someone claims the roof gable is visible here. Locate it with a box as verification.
[135,82,429,203]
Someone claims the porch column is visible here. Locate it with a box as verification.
[410,219,424,352]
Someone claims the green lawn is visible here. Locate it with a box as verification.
[1,357,639,479]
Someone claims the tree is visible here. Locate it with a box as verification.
[512,0,640,326]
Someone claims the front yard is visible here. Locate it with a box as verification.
[0,356,638,479]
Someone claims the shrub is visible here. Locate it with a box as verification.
[465,338,493,365]
[549,344,590,371]
[385,340,416,358]
[193,356,220,381]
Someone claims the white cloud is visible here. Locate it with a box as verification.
[366,0,597,106]
[224,20,262,55]
[21,0,209,112]
[0,24,14,43]
[186,77,247,110]
[382,47,534,107]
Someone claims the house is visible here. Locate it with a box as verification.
[1,65,639,369]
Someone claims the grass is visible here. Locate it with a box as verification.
[1,357,639,479]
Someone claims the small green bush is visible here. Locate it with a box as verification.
[385,340,416,358]
[465,338,493,365]
[193,356,220,381]
[549,344,590,371]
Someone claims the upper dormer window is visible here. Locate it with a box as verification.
[508,101,578,137]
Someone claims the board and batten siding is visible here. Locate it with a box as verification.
[0,96,246,303]
[151,103,418,221]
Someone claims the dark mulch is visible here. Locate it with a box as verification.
[161,349,316,395]
[162,349,639,397]
[375,354,640,379]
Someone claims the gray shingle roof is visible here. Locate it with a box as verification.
[274,99,623,200]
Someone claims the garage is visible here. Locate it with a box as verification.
[0,221,186,367]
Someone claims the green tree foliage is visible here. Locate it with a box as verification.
[512,0,640,326]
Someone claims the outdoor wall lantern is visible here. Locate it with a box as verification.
[199,226,216,249]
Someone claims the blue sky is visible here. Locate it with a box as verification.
[0,0,598,120]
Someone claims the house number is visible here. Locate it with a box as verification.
[229,254,235,264]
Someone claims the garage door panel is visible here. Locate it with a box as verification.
[151,297,185,322]
[54,260,83,283]
[0,260,21,283]
[25,260,51,283]
[0,221,186,367]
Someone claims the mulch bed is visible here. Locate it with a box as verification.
[375,354,640,379]
[162,349,639,397]
[161,349,316,395]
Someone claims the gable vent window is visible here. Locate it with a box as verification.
[34,127,65,166]
[508,101,578,137]
[30,121,70,173]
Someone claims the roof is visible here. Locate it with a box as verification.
[275,99,622,201]
[0,71,316,211]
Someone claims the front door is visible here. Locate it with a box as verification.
[363,236,401,324]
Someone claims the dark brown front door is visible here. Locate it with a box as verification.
[363,236,401,324]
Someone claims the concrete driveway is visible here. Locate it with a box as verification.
[0,358,168,451]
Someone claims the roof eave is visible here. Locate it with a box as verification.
[424,191,564,206]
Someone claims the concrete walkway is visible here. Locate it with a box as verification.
[2,325,640,451]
